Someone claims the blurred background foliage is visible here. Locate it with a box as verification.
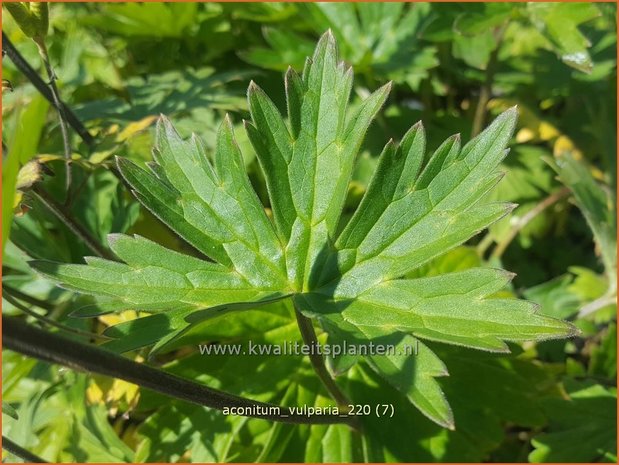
[2,2,617,463]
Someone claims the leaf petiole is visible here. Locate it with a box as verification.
[294,304,352,407]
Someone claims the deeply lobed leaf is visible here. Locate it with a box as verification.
[32,31,577,429]
[297,267,575,426]
[333,108,516,294]
[117,116,287,289]
[31,234,288,314]
[247,31,390,290]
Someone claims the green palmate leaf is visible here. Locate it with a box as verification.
[240,4,438,90]
[32,31,576,429]
[365,333,452,428]
[306,269,572,352]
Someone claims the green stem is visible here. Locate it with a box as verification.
[294,305,352,407]
[34,39,73,202]
[2,436,47,463]
[491,187,570,260]
[3,315,354,426]
[31,185,115,260]
[471,24,507,138]
[2,289,109,340]
[578,293,617,318]
[2,284,54,311]
[2,33,94,146]
[476,232,495,258]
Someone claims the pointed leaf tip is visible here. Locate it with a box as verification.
[155,113,181,144]
[569,323,582,337]
[504,270,517,281]
[506,202,519,213]
[115,155,134,175]
[247,80,259,95]
[157,114,173,132]
[316,29,338,55]
[501,105,519,124]
[106,233,123,247]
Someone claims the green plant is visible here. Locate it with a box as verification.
[30,32,575,431]
[3,2,48,42]
[3,2,616,460]
[4,2,74,197]
[240,3,437,90]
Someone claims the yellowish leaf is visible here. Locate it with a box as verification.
[117,116,157,142]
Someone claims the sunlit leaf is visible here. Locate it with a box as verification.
[34,32,575,429]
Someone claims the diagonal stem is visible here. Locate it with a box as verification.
[2,33,94,147]
[578,293,617,318]
[293,304,352,407]
[3,315,354,427]
[2,289,109,341]
[491,187,570,259]
[471,23,507,138]
[34,39,73,201]
[31,185,116,260]
[2,284,54,311]
[2,436,47,463]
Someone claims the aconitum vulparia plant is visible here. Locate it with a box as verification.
[32,31,576,429]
